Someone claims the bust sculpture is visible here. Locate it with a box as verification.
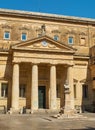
[64,80,70,90]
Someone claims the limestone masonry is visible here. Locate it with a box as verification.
[0,8,95,113]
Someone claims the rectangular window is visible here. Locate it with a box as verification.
[82,84,88,98]
[1,83,8,98]
[68,37,73,44]
[4,32,10,39]
[74,84,76,98]
[19,84,26,98]
[21,33,27,41]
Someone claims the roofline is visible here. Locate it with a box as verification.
[0,8,95,25]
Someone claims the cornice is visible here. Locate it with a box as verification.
[0,8,95,25]
[74,55,90,59]
[12,47,75,54]
[0,51,9,56]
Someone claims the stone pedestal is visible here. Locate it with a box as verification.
[64,89,75,115]
[63,65,75,115]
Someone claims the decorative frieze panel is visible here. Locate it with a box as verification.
[51,30,60,34]
[79,32,87,36]
[19,26,30,30]
[2,24,12,29]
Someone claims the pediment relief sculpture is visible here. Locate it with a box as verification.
[31,41,56,49]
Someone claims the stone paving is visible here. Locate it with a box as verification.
[0,113,95,130]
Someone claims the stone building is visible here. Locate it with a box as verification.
[0,8,94,113]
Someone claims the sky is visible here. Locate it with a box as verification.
[0,0,95,19]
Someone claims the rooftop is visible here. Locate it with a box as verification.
[0,8,95,24]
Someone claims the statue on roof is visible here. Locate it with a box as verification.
[41,24,46,35]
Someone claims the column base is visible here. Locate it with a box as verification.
[8,107,20,114]
[63,108,75,116]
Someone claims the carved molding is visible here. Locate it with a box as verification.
[36,24,46,36]
[80,79,87,83]
[79,32,87,36]
[51,30,61,34]
[48,44,56,48]
[33,43,40,47]
[73,78,78,83]
[36,28,41,32]
[19,26,29,30]
[66,30,76,35]
[2,24,12,29]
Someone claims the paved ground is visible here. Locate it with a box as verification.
[0,113,95,130]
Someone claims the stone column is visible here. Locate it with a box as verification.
[67,65,74,109]
[31,64,38,111]
[11,63,19,110]
[50,65,57,109]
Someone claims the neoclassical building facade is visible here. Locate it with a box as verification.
[0,9,95,113]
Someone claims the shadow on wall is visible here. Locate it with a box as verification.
[81,46,95,113]
[4,51,12,110]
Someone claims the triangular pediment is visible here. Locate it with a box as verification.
[11,35,76,53]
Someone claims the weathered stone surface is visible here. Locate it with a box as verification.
[0,8,94,113]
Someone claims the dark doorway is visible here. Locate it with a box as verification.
[38,86,46,108]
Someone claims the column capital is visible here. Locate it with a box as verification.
[64,64,74,68]
[12,61,21,65]
[49,63,57,67]
[67,64,74,68]
[31,62,39,66]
